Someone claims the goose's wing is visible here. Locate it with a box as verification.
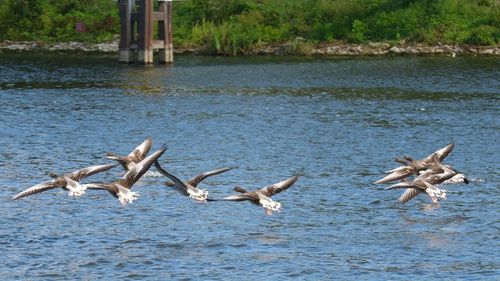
[13,180,61,200]
[64,177,80,189]
[374,169,413,184]
[384,182,417,190]
[123,146,166,188]
[435,143,455,162]
[397,188,422,204]
[421,180,438,190]
[419,154,458,184]
[220,186,254,201]
[154,161,188,192]
[423,143,455,163]
[221,193,253,202]
[105,154,129,170]
[259,176,299,197]
[187,167,233,187]
[83,183,119,194]
[68,163,118,181]
[385,165,408,173]
[81,183,109,190]
[422,169,457,185]
[128,138,152,161]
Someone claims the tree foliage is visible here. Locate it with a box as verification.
[0,0,119,42]
[0,0,498,51]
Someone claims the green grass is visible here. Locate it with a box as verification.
[1,0,498,54]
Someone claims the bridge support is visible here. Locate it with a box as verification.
[158,0,173,64]
[119,0,173,64]
[118,0,133,63]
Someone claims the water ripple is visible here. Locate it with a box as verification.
[0,54,498,280]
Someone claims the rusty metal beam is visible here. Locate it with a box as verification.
[159,0,173,63]
[118,0,132,63]
[138,0,153,64]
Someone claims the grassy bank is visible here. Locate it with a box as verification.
[0,0,498,55]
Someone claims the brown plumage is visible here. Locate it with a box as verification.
[106,138,152,171]
[221,176,299,215]
[421,143,455,163]
[385,157,458,204]
[154,162,232,201]
[13,163,118,200]
[375,160,428,184]
[85,146,166,205]
[374,143,455,184]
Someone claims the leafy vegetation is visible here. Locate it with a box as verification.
[0,0,498,53]
[0,0,119,43]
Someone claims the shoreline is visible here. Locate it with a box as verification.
[0,40,498,56]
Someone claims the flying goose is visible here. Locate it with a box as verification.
[375,143,455,184]
[106,138,152,171]
[375,159,429,184]
[385,157,457,204]
[412,156,469,184]
[221,176,299,215]
[154,161,232,201]
[386,179,447,205]
[85,146,166,205]
[13,163,118,200]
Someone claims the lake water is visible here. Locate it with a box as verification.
[0,53,498,280]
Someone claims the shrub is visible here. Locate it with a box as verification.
[0,0,498,50]
[468,25,498,45]
[349,19,368,43]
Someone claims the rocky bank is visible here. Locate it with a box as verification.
[0,39,498,56]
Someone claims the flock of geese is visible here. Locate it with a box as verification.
[12,139,468,214]
[12,138,298,215]
[374,143,468,205]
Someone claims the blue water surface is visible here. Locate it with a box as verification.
[0,53,499,280]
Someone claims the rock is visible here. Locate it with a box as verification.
[1,41,37,51]
[389,46,404,54]
[94,42,118,52]
[479,48,496,55]
[368,42,390,49]
[1,40,498,56]
[407,47,419,54]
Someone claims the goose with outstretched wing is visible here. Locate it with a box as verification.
[385,157,459,204]
[221,176,299,215]
[374,143,455,184]
[154,161,232,202]
[85,146,166,205]
[13,163,118,200]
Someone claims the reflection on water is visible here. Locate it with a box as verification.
[0,53,498,280]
